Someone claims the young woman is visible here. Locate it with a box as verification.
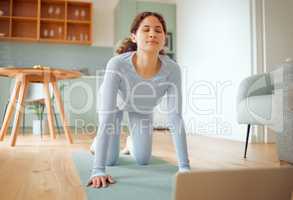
[88,12,190,188]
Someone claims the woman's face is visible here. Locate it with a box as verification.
[131,16,166,54]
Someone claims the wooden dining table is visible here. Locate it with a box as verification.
[0,66,81,146]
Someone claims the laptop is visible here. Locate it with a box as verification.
[173,166,293,200]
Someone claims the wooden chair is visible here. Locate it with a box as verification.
[2,82,60,137]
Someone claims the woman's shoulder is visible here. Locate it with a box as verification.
[108,51,132,66]
[160,54,181,74]
[105,52,133,74]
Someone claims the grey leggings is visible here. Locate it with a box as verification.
[92,109,153,166]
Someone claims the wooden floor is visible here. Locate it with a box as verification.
[0,129,288,200]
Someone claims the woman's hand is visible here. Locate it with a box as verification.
[87,175,116,188]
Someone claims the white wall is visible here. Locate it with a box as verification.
[177,0,252,141]
[263,0,293,71]
[251,0,293,143]
[92,0,175,47]
[136,0,176,3]
[92,0,119,47]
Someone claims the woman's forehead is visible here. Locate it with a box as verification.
[140,16,163,28]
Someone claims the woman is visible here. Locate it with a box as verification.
[88,12,190,188]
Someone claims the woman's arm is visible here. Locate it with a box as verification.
[166,64,191,172]
[91,57,122,179]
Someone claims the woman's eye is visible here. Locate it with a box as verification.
[142,27,162,33]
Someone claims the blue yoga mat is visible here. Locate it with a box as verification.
[71,150,178,200]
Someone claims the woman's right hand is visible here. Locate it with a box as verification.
[87,175,116,188]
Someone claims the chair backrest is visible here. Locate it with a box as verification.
[26,83,53,102]
[173,167,293,200]
[237,73,274,104]
[9,80,53,102]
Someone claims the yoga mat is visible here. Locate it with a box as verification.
[71,150,178,200]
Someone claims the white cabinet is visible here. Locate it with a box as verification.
[61,74,170,131]
[153,96,168,129]
[63,76,97,130]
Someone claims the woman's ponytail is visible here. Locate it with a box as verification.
[114,37,137,55]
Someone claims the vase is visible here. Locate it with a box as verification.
[126,135,134,156]
[32,119,47,135]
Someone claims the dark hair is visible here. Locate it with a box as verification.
[115,11,167,55]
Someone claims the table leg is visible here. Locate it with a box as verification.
[52,81,73,144]
[43,81,56,140]
[0,78,21,141]
[10,76,29,146]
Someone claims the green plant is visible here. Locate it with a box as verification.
[27,103,45,120]
[51,83,65,102]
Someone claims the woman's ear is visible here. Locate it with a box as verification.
[130,33,136,43]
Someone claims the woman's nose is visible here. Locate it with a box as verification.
[149,32,156,38]
[149,29,157,38]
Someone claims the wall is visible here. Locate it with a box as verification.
[263,0,293,71]
[92,0,119,47]
[114,0,137,45]
[177,0,252,141]
[114,0,176,51]
[0,41,113,72]
[251,0,293,143]
[93,0,176,47]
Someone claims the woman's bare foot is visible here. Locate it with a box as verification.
[121,147,130,155]
[121,136,133,155]
[90,138,96,155]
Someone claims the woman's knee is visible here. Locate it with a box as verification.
[133,152,151,165]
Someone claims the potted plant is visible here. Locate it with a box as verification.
[27,83,65,135]
[27,103,46,135]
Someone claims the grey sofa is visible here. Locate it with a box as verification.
[237,62,293,163]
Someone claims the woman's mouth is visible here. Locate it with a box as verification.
[147,40,158,44]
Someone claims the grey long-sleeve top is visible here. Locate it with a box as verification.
[91,51,190,177]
